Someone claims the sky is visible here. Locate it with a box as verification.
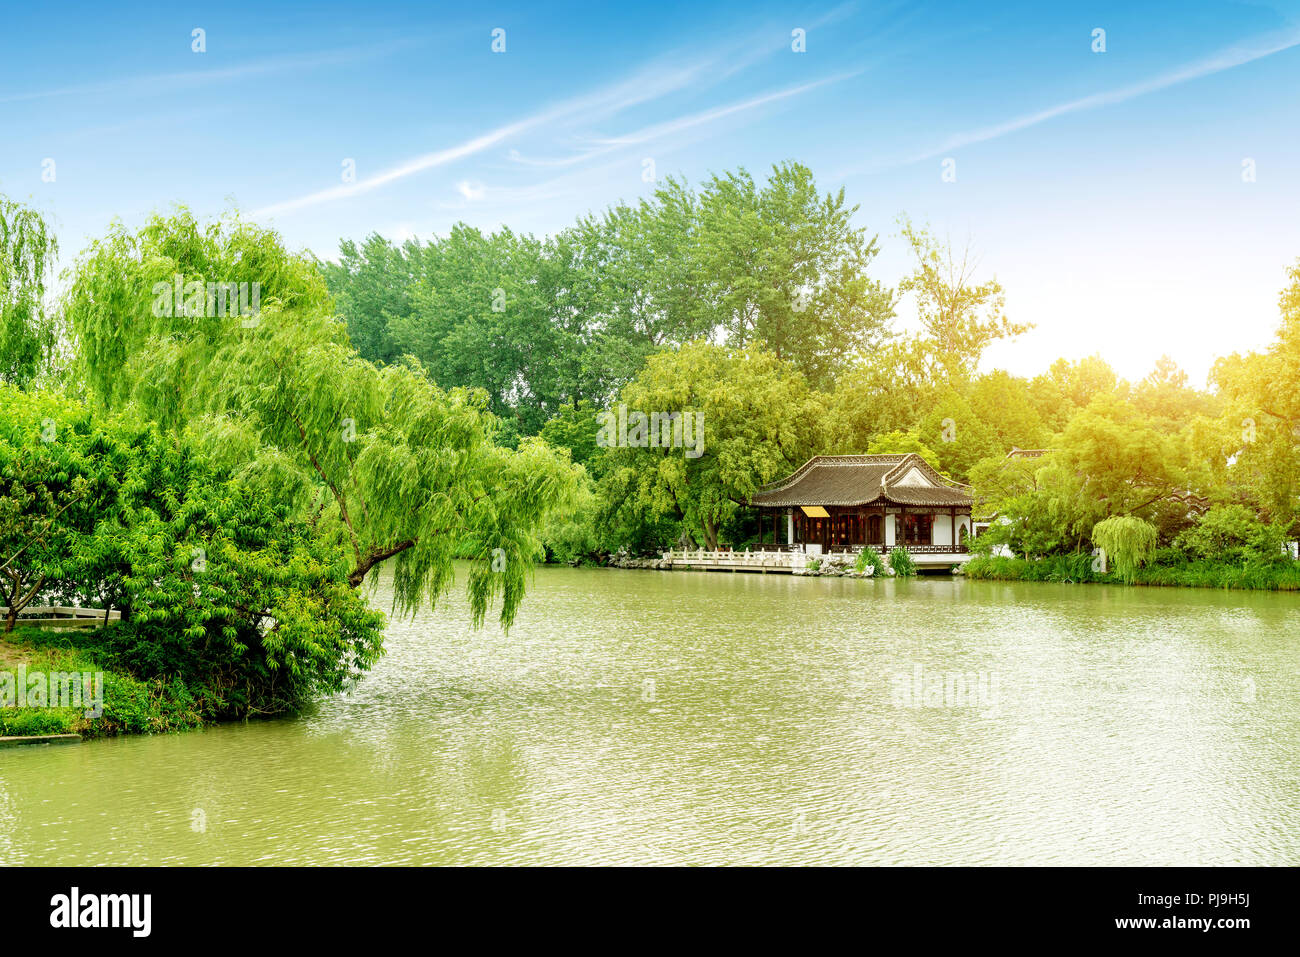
[3,0,1300,386]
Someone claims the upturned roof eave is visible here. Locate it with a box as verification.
[751,490,973,508]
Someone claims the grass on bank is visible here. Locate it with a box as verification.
[888,547,917,577]
[962,553,1300,590]
[0,626,207,739]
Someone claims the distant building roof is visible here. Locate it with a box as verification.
[1005,447,1051,459]
[1168,489,1212,515]
[751,454,973,508]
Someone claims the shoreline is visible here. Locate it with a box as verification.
[962,554,1300,591]
[589,552,1300,590]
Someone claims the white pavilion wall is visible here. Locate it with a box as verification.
[933,513,952,546]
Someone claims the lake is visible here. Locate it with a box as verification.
[2,567,1297,865]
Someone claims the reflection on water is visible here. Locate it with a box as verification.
[2,567,1297,865]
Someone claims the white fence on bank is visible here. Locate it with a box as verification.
[661,544,972,571]
[1,605,121,629]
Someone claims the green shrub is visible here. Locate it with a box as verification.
[0,387,386,719]
[888,547,916,577]
[962,553,1300,591]
[1153,546,1188,567]
[1174,505,1286,565]
[964,553,1099,582]
[539,475,608,564]
[0,708,77,736]
[1,640,209,738]
[855,548,887,576]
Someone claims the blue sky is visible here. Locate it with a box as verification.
[3,0,1300,384]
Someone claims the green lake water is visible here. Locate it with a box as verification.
[2,567,1297,865]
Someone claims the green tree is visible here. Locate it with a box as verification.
[969,371,1049,451]
[65,206,332,418]
[0,384,385,712]
[1092,515,1158,583]
[971,393,1190,557]
[1054,393,1188,536]
[63,210,578,628]
[1132,355,1217,432]
[387,225,584,437]
[1028,355,1121,433]
[1174,504,1286,565]
[898,218,1031,382]
[826,338,936,452]
[566,178,713,385]
[865,430,942,469]
[600,342,825,549]
[536,471,609,564]
[918,390,1004,481]
[1208,260,1300,534]
[0,389,101,630]
[690,163,895,388]
[321,233,414,366]
[0,196,59,388]
[539,399,602,468]
[968,452,1069,558]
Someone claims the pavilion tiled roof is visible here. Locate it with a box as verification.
[751,454,973,508]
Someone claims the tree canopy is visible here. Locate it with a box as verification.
[324,162,895,410]
[597,341,825,549]
[0,196,59,388]
[63,209,579,628]
[0,384,384,714]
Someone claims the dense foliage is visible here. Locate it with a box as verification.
[322,162,893,435]
[3,200,582,733]
[594,343,825,549]
[0,197,59,387]
[0,385,384,716]
[62,210,579,628]
[1092,516,1158,584]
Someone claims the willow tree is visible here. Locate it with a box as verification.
[0,196,59,387]
[63,209,578,628]
[1092,515,1158,584]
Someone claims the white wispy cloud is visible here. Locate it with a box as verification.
[456,180,486,201]
[505,73,853,170]
[252,9,866,218]
[251,56,716,217]
[709,0,862,81]
[590,73,856,148]
[880,26,1300,170]
[433,156,642,216]
[0,40,416,105]
[506,146,610,169]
